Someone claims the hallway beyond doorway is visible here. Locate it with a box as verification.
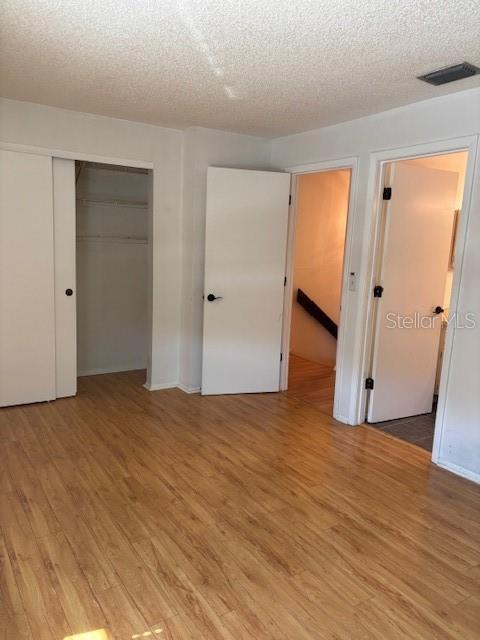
[286,354,335,415]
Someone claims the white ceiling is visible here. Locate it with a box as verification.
[1,1,479,137]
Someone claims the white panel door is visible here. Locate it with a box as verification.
[0,150,56,406]
[53,157,77,397]
[368,163,458,423]
[202,168,290,395]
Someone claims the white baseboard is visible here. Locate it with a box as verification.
[435,459,480,485]
[177,383,201,394]
[143,381,178,391]
[143,381,201,394]
[78,364,146,376]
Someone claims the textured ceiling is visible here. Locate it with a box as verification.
[1,1,479,136]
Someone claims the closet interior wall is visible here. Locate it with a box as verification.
[76,162,149,376]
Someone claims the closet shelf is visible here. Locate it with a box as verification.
[76,196,149,209]
[77,235,148,245]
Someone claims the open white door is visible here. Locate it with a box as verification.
[367,162,458,423]
[0,150,56,406]
[202,168,290,395]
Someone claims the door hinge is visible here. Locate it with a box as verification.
[289,194,292,205]
[284,276,287,286]
[373,285,384,298]
[280,353,283,361]
[383,187,392,200]
[365,377,374,390]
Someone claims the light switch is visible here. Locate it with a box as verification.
[348,272,357,292]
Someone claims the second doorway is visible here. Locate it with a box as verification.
[286,168,352,415]
[366,150,468,451]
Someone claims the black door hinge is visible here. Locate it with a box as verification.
[289,194,292,205]
[280,353,283,361]
[365,377,374,390]
[383,187,392,200]
[284,276,287,286]
[373,285,384,298]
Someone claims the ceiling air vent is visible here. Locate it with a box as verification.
[418,62,480,86]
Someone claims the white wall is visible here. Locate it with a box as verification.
[0,98,183,389]
[0,99,273,391]
[271,87,480,482]
[179,127,273,391]
[76,164,149,375]
[291,170,349,365]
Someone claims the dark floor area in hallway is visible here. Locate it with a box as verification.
[367,411,436,451]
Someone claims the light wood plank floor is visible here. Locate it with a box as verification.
[287,354,336,415]
[287,355,437,452]
[1,370,479,639]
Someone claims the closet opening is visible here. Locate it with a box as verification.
[75,161,152,385]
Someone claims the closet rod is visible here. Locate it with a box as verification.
[77,235,148,245]
[76,197,148,209]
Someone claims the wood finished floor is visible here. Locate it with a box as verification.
[1,370,480,640]
[287,354,436,452]
[286,354,336,415]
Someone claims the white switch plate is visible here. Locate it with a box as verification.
[348,272,357,291]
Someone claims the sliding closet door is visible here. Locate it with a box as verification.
[53,158,77,397]
[0,150,56,406]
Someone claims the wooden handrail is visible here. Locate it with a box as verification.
[296,288,338,339]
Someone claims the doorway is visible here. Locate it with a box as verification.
[284,168,352,414]
[366,151,468,451]
[75,161,151,381]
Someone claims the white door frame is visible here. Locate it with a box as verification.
[359,136,478,458]
[0,141,155,390]
[279,157,359,422]
[0,142,153,170]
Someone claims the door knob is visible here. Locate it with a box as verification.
[65,288,73,296]
[206,293,223,302]
[433,306,444,315]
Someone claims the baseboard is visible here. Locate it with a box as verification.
[143,381,200,393]
[435,459,480,485]
[143,381,178,391]
[177,383,201,394]
[78,365,146,376]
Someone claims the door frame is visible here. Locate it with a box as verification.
[1,141,155,391]
[0,142,153,170]
[359,136,478,460]
[279,157,359,423]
